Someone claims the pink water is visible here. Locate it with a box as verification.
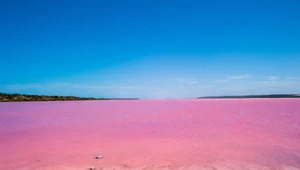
[1,99,300,170]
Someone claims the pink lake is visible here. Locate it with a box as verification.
[1,99,300,170]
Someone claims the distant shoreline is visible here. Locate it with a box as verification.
[1,92,300,102]
[198,94,300,99]
[0,92,139,102]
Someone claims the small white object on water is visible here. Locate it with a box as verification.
[96,155,103,159]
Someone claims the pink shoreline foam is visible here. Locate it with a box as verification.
[1,99,300,170]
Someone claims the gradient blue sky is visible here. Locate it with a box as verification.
[1,0,300,98]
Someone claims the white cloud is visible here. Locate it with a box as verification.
[267,76,279,81]
[255,80,297,87]
[211,75,300,95]
[214,79,229,83]
[171,77,199,85]
[2,75,300,98]
[71,84,155,89]
[228,74,254,80]
[286,77,300,80]
[214,74,254,83]
[4,83,42,90]
[252,79,300,94]
[3,83,155,91]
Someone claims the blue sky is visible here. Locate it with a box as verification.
[1,0,300,98]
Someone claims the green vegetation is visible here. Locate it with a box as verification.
[0,92,139,102]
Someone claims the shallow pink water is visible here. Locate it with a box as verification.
[1,99,300,170]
